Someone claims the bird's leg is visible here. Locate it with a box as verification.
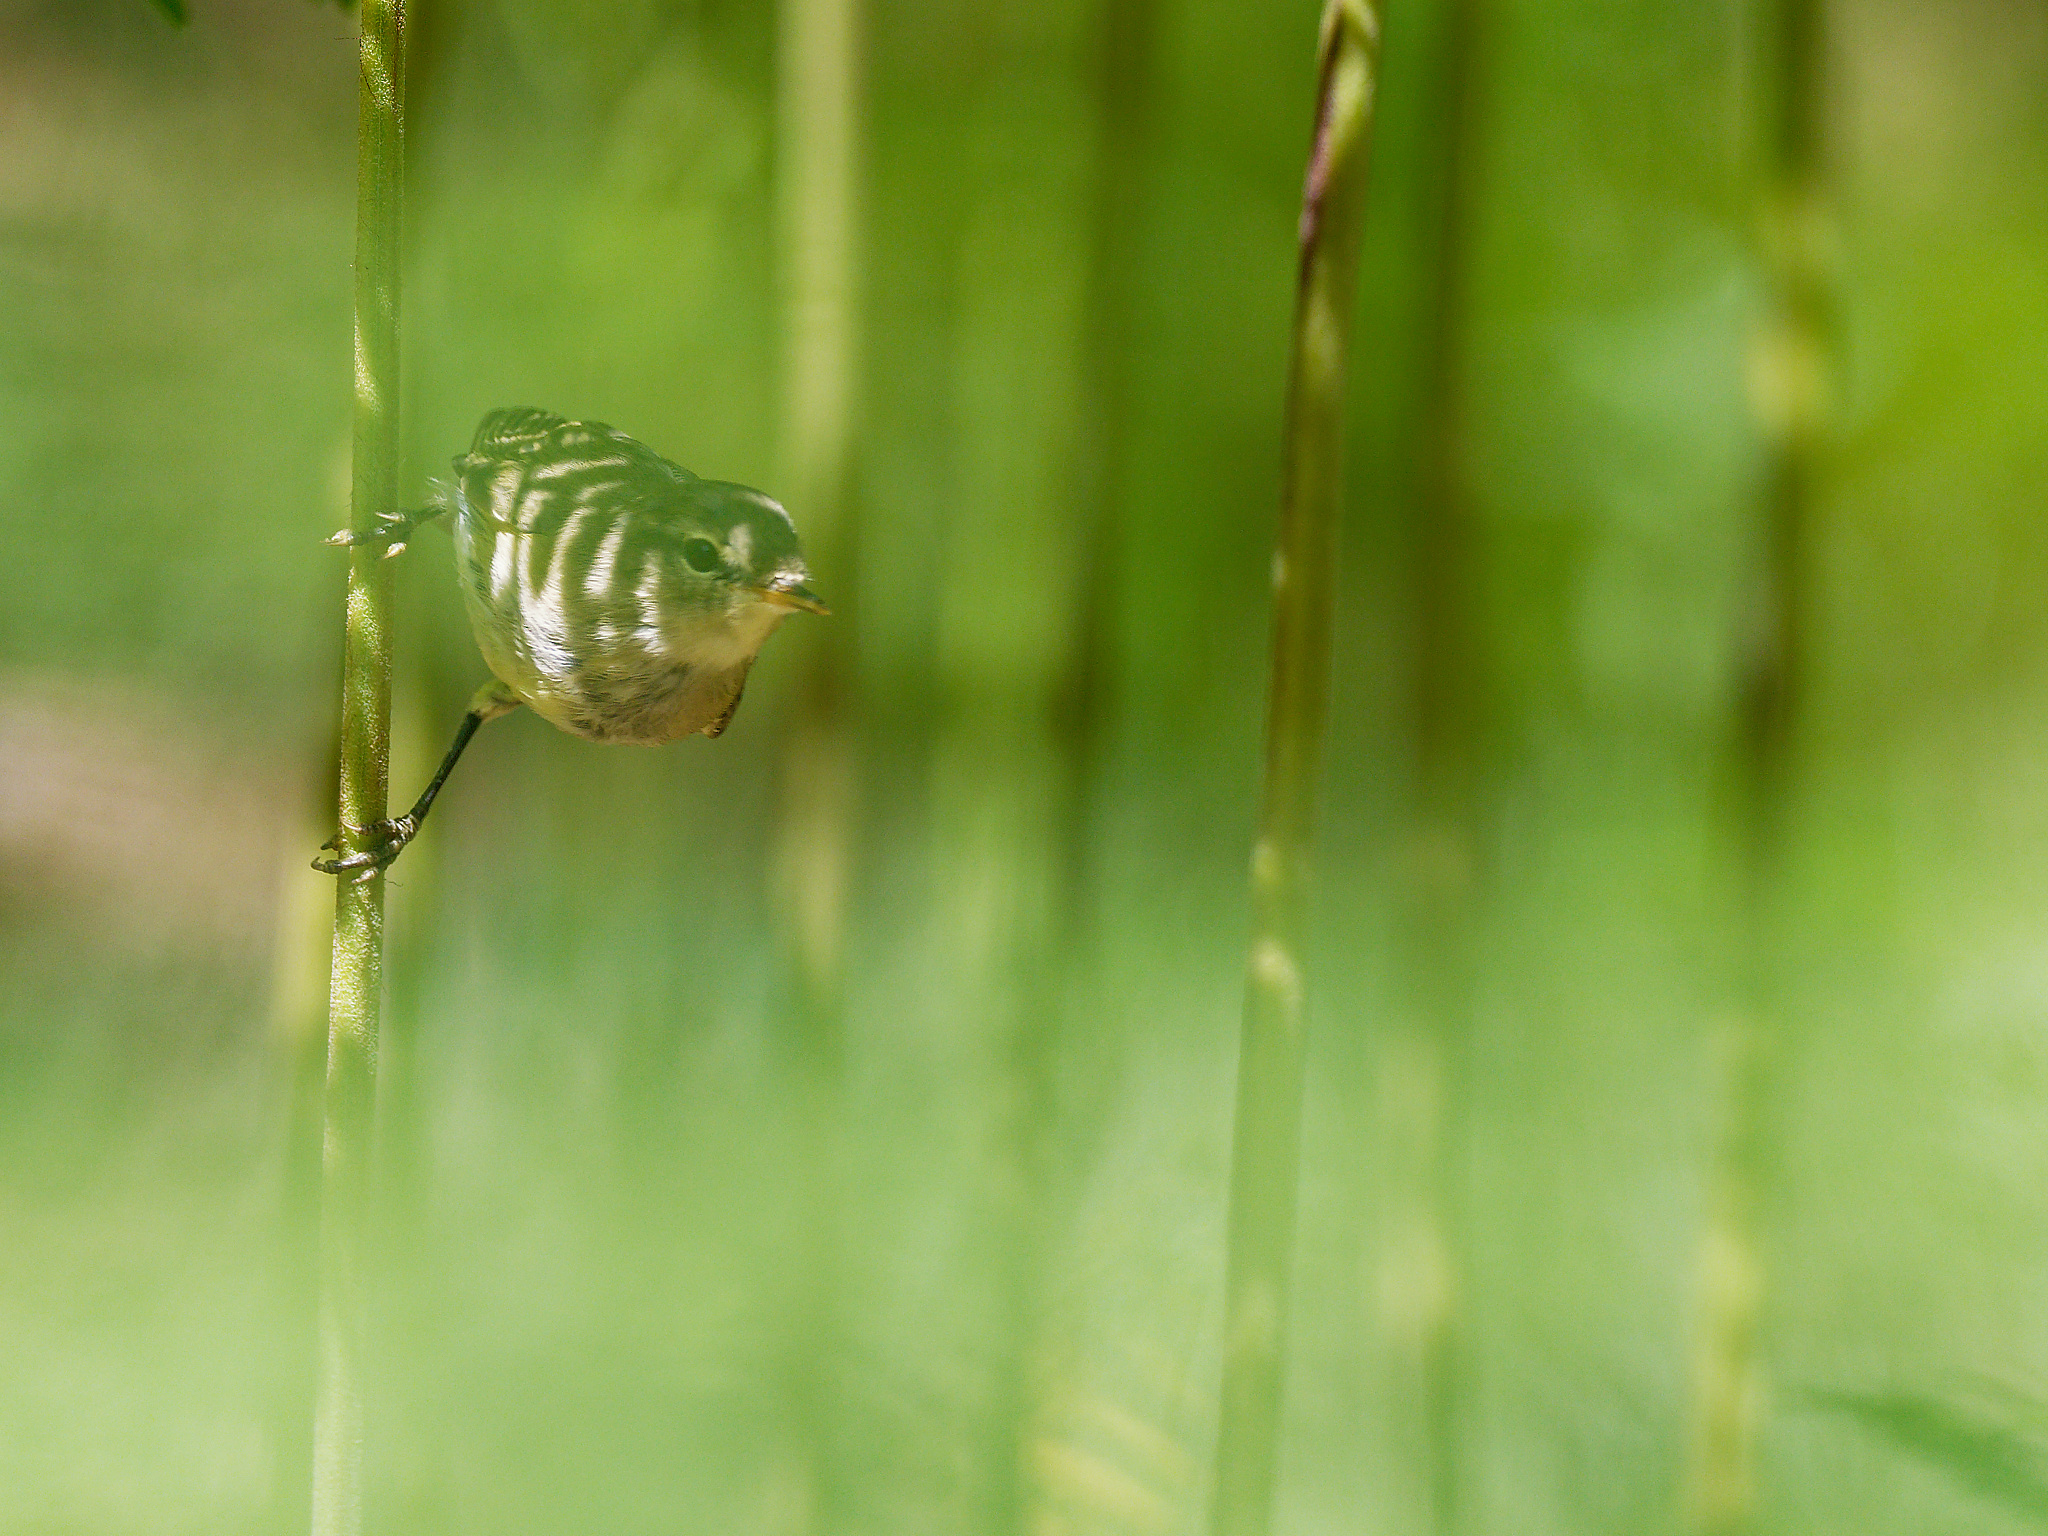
[315,680,523,879]
[324,502,450,558]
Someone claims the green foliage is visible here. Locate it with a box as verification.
[1813,1388,2048,1526]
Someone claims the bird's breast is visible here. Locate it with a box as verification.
[452,498,775,743]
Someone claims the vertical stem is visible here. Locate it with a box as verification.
[1047,0,1156,1067]
[1208,6,1382,1536]
[772,0,860,1526]
[1399,0,1484,1527]
[1057,0,1155,892]
[774,0,860,1022]
[314,3,405,1534]
[777,0,860,540]
[938,9,1095,1526]
[1744,0,1827,802]
[983,15,1161,1528]
[1685,0,1828,1528]
[962,7,1161,1534]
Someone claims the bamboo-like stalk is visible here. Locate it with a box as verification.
[1055,0,1155,1015]
[1208,6,1382,1535]
[940,10,1097,1524]
[972,11,1163,1525]
[1398,0,1484,1527]
[313,3,405,1534]
[771,0,860,1527]
[773,0,860,1023]
[1683,0,1830,1527]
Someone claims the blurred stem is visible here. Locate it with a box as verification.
[773,0,860,1017]
[1399,0,1485,1524]
[973,6,1161,1534]
[937,9,1096,1526]
[1055,0,1155,911]
[315,3,405,1535]
[1685,0,1830,1527]
[1741,0,1827,800]
[270,796,340,1536]
[772,0,860,1525]
[1208,6,1382,1536]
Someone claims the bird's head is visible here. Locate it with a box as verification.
[661,480,828,645]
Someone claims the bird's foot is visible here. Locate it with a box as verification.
[324,508,426,557]
[313,815,420,880]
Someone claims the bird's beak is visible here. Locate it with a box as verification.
[753,579,830,616]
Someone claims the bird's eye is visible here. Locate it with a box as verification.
[682,537,722,574]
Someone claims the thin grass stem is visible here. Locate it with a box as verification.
[1684,0,1831,1527]
[771,0,862,1527]
[313,3,405,1533]
[1399,0,1485,1526]
[773,0,860,1027]
[939,11,1099,1525]
[1208,5,1383,1534]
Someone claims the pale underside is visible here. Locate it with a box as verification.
[452,499,789,745]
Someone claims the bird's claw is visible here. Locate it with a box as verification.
[325,511,418,551]
[312,815,420,880]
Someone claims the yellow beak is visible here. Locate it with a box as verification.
[753,582,830,616]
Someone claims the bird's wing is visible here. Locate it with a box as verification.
[699,657,754,738]
[452,411,700,556]
[464,409,692,482]
[468,407,570,457]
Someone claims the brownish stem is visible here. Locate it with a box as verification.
[1208,6,1384,1534]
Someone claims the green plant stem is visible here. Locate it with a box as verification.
[773,0,860,1019]
[1208,6,1382,1535]
[1401,0,1484,1526]
[771,0,861,1526]
[1742,0,1828,800]
[936,8,1097,1526]
[314,3,404,1534]
[1685,0,1830,1527]
[1058,0,1154,882]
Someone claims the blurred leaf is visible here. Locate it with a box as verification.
[1810,1387,2048,1525]
[146,0,187,24]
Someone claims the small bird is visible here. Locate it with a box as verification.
[316,408,826,878]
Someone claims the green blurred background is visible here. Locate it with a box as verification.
[4,0,2048,1532]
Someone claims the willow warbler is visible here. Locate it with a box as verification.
[316,408,825,878]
